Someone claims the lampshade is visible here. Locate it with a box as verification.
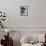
[5,29,10,33]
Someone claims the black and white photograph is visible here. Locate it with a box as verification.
[20,6,28,16]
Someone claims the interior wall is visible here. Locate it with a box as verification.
[31,0,46,27]
[0,0,46,27]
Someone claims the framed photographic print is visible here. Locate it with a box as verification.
[20,6,28,16]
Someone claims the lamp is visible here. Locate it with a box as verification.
[5,29,9,33]
[5,29,10,37]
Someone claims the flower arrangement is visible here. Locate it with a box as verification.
[0,10,6,28]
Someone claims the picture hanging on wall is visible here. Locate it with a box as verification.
[20,6,28,16]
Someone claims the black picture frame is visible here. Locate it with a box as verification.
[20,6,28,16]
